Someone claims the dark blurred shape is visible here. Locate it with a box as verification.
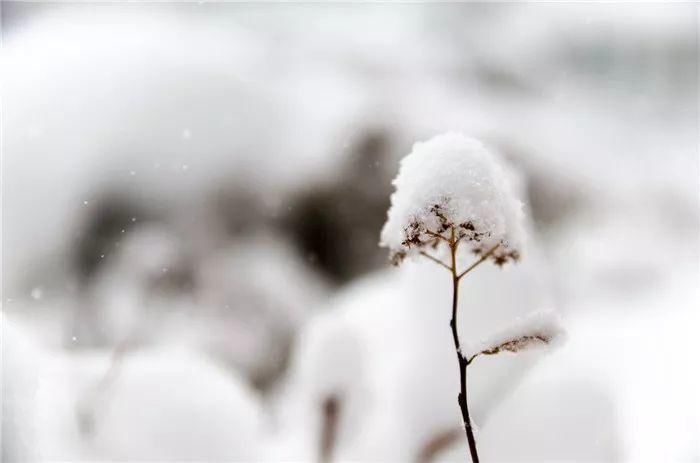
[213,185,278,237]
[284,130,394,283]
[319,395,341,463]
[474,62,538,96]
[72,192,150,284]
[493,140,582,229]
[526,168,582,228]
[416,427,461,463]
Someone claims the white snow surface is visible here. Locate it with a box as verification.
[380,133,525,262]
[1,315,40,462]
[29,345,264,461]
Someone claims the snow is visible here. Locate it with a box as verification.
[380,133,525,266]
[30,287,44,300]
[191,235,327,389]
[1,315,40,461]
[464,310,565,361]
[31,346,264,461]
[1,2,696,460]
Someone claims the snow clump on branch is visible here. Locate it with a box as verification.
[464,310,565,362]
[380,133,526,266]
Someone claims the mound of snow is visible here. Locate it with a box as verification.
[32,346,263,461]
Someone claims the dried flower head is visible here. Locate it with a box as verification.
[380,133,525,266]
[465,310,565,363]
[479,333,552,356]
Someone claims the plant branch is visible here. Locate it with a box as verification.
[419,251,451,271]
[457,244,500,280]
[448,227,480,463]
[467,332,554,366]
[425,230,450,243]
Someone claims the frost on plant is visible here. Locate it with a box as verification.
[380,133,561,463]
[380,132,525,267]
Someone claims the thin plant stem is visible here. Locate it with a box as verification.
[448,226,480,463]
[419,251,451,271]
[418,228,498,462]
[425,230,450,243]
[457,244,500,280]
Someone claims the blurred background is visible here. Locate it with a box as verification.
[1,2,698,462]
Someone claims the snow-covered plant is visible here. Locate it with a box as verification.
[380,133,559,463]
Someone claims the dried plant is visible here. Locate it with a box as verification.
[471,333,553,359]
[409,219,504,463]
[380,133,560,462]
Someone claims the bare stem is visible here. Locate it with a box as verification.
[419,251,451,271]
[415,229,501,462]
[448,227,480,463]
[425,230,450,243]
[457,244,500,280]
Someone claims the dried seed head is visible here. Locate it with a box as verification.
[380,133,526,266]
[465,310,565,361]
[480,333,552,356]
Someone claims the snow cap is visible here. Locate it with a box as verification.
[380,133,526,266]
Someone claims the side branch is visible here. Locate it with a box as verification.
[419,251,451,271]
[457,244,500,280]
[425,230,450,243]
[467,331,556,366]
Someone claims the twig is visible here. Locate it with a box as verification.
[419,251,451,271]
[457,244,500,280]
[415,227,499,463]
[448,227,480,463]
[425,231,450,243]
[468,333,552,366]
